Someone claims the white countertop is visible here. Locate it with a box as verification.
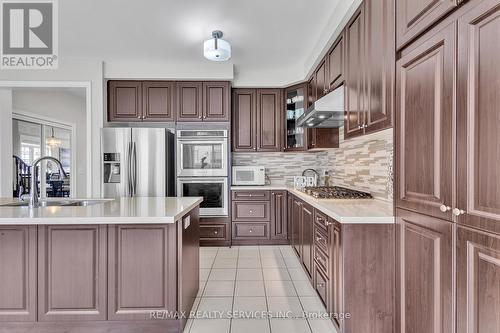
[231,185,394,224]
[0,197,203,225]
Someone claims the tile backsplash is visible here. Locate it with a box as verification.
[232,127,393,201]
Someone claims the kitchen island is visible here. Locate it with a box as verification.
[0,197,202,333]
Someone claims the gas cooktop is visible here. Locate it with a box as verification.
[300,186,373,199]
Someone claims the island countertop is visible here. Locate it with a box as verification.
[0,197,203,225]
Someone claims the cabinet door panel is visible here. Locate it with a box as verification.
[301,203,314,276]
[271,191,287,240]
[396,0,457,49]
[457,226,500,333]
[328,36,343,90]
[0,226,36,322]
[176,82,203,121]
[142,81,175,121]
[108,224,177,320]
[344,8,365,139]
[256,89,281,152]
[292,197,302,256]
[395,209,453,333]
[108,81,142,122]
[395,23,455,221]
[232,89,257,151]
[38,225,107,321]
[457,0,500,235]
[232,201,271,222]
[315,59,327,99]
[203,82,230,121]
[364,0,394,134]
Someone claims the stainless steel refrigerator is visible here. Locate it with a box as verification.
[101,128,175,198]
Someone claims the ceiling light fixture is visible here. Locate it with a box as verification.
[204,30,231,62]
[46,127,61,147]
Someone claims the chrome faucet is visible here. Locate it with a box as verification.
[29,156,68,208]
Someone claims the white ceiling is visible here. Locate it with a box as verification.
[59,0,358,86]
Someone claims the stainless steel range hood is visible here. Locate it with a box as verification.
[297,85,344,128]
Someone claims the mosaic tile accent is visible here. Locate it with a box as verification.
[232,151,329,186]
[327,127,393,201]
[232,128,393,201]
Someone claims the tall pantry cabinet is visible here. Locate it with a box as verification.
[395,0,500,332]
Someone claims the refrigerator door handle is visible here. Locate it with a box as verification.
[132,142,137,196]
[127,142,133,197]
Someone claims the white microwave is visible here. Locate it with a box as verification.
[232,166,266,186]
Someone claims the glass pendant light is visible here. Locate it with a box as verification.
[46,127,61,147]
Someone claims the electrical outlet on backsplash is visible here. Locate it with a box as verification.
[231,128,394,201]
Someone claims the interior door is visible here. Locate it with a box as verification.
[457,0,500,235]
[395,23,455,221]
[132,128,166,197]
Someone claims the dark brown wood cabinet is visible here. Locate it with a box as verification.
[395,22,455,221]
[202,81,230,121]
[271,190,287,240]
[456,225,500,333]
[301,202,314,276]
[344,7,366,139]
[456,0,500,236]
[256,89,282,151]
[315,59,328,100]
[37,225,108,322]
[232,88,282,152]
[292,196,302,256]
[142,81,175,121]
[108,224,177,320]
[363,0,394,134]
[108,81,143,122]
[395,208,454,333]
[0,226,37,322]
[176,81,203,121]
[327,35,344,90]
[231,190,287,245]
[396,0,457,50]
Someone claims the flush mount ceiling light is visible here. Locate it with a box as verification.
[204,30,231,62]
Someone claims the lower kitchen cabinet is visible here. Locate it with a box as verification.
[395,208,454,333]
[108,224,178,320]
[456,225,500,333]
[231,190,288,245]
[289,193,394,333]
[199,217,231,247]
[0,225,37,322]
[38,225,107,322]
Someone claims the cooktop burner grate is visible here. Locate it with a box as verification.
[300,186,373,199]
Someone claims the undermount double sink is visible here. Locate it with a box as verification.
[0,199,111,208]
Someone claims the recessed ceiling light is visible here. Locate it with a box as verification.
[204,30,231,62]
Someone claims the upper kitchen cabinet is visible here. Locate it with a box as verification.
[314,58,328,100]
[176,81,203,121]
[142,81,175,121]
[344,7,365,139]
[363,0,394,134]
[232,88,282,152]
[456,0,500,235]
[284,84,307,151]
[395,22,455,221]
[256,89,282,151]
[327,35,344,90]
[396,0,457,50]
[232,89,257,151]
[108,81,143,122]
[203,81,230,121]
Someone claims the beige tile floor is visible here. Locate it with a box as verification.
[183,245,338,333]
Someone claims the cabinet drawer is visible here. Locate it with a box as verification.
[232,190,270,201]
[233,223,269,239]
[199,224,227,240]
[314,209,329,232]
[314,245,329,276]
[232,201,271,222]
[313,265,329,307]
[314,226,329,254]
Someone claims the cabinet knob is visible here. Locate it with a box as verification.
[249,210,254,214]
[316,237,323,242]
[317,282,325,288]
[440,205,451,212]
[249,229,253,233]
[198,115,202,119]
[325,221,333,227]
[137,116,141,119]
[453,208,466,216]
[214,231,218,235]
